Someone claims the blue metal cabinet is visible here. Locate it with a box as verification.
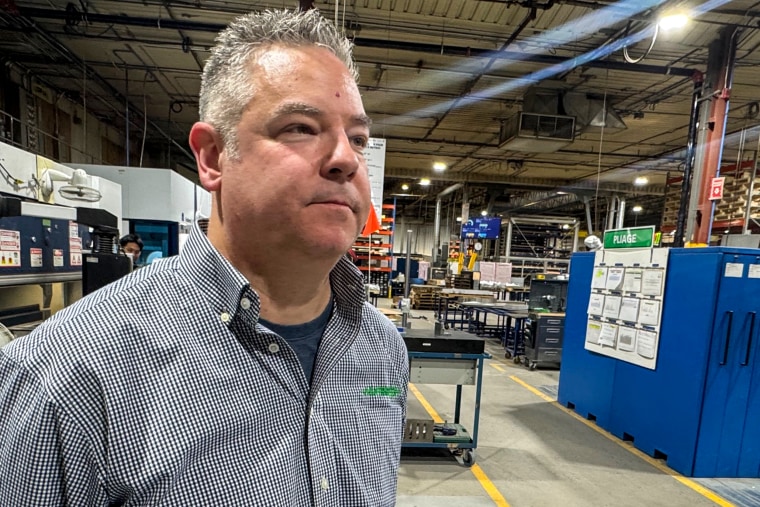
[559,247,760,477]
[607,250,725,475]
[557,252,617,429]
[694,252,760,477]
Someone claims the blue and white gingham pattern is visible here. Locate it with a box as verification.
[0,223,409,506]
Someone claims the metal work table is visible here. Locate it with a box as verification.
[402,328,490,466]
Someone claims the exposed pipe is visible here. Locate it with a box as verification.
[583,195,594,234]
[674,74,704,247]
[433,198,442,265]
[16,7,697,78]
[432,182,464,265]
[616,197,626,228]
[606,196,614,229]
[11,9,195,164]
[422,3,546,139]
[125,67,130,166]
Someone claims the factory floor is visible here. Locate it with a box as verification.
[385,301,760,507]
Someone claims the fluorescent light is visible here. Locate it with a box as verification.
[634,176,649,186]
[659,13,689,31]
[632,205,643,213]
[433,161,447,172]
[419,178,431,186]
[401,183,409,191]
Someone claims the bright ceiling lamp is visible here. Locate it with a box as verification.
[634,176,649,186]
[401,183,410,191]
[419,178,431,186]
[480,210,488,216]
[659,12,689,31]
[632,205,643,213]
[433,161,447,172]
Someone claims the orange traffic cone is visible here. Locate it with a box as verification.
[361,205,381,236]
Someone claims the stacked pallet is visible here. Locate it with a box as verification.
[410,285,441,310]
[714,172,754,222]
[661,171,759,230]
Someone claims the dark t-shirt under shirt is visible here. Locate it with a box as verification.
[259,301,332,383]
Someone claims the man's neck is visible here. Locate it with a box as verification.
[206,220,338,325]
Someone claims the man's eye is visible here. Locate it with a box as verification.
[286,124,315,135]
[352,136,368,149]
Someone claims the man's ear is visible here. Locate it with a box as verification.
[189,122,224,192]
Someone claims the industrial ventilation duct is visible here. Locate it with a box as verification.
[499,88,626,153]
[562,92,627,131]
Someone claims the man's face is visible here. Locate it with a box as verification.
[217,45,371,261]
[123,242,141,263]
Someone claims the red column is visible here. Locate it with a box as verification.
[692,27,739,245]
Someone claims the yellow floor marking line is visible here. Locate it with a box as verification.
[470,463,511,507]
[509,375,734,507]
[490,363,506,372]
[409,383,511,507]
[408,383,443,423]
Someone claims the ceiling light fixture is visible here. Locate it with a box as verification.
[419,178,431,186]
[634,176,649,186]
[480,210,488,216]
[433,161,447,172]
[632,205,643,213]
[401,183,409,191]
[659,12,689,31]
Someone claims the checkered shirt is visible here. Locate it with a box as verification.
[0,223,409,506]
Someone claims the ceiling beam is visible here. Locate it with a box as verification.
[17,6,697,78]
[384,167,666,195]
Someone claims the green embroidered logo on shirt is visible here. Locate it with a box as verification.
[362,386,401,397]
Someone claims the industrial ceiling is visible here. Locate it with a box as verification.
[2,0,760,229]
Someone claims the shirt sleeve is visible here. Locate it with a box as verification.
[0,351,106,505]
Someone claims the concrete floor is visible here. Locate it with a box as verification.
[389,302,760,507]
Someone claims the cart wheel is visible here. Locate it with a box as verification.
[505,350,512,359]
[513,356,521,364]
[529,361,537,371]
[462,450,475,467]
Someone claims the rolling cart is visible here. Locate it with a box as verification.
[402,328,490,466]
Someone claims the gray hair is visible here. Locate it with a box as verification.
[198,9,358,160]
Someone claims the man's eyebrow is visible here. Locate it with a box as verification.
[272,103,372,128]
[352,114,372,129]
[273,102,321,118]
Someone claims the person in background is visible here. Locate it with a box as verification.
[0,8,408,506]
[119,232,143,265]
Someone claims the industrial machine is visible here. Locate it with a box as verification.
[527,273,568,312]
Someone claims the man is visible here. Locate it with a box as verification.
[119,232,143,264]
[0,9,408,506]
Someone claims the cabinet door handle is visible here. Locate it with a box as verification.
[742,311,757,366]
[721,311,734,366]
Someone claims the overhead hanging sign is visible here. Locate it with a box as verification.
[603,226,655,249]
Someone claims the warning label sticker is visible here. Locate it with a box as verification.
[0,229,21,267]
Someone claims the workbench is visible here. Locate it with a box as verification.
[402,328,490,467]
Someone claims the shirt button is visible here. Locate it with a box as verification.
[240,297,251,310]
[220,312,231,323]
[268,343,280,353]
[320,477,329,491]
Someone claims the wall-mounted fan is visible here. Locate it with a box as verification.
[40,168,102,203]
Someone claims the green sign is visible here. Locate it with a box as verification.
[603,226,655,249]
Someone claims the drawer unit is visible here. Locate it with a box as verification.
[524,312,566,370]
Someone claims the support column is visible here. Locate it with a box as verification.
[691,26,740,245]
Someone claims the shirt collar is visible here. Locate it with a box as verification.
[179,222,368,323]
